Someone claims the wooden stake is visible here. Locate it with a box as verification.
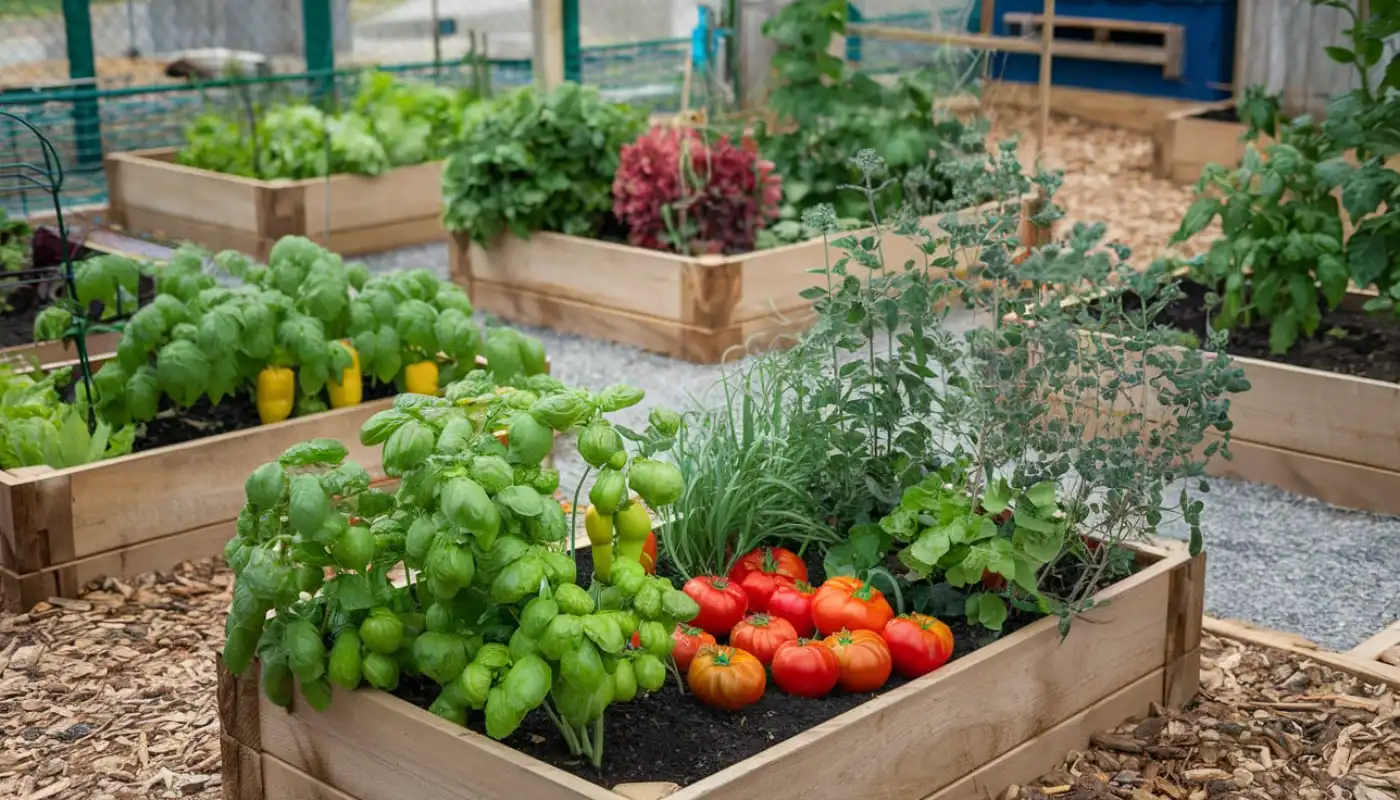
[1038,0,1055,160]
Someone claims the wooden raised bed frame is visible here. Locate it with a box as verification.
[0,227,175,371]
[1151,101,1258,185]
[104,148,446,260]
[1055,287,1400,517]
[0,399,393,612]
[217,540,1204,800]
[0,356,551,610]
[449,198,1050,364]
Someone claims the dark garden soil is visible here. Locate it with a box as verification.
[1,230,150,349]
[129,380,398,453]
[0,300,46,349]
[395,542,1104,789]
[1151,281,1400,382]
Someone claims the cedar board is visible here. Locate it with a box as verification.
[0,354,553,609]
[1151,101,1258,184]
[104,148,446,260]
[218,540,1203,800]
[0,397,395,611]
[1064,289,1400,516]
[449,197,1050,364]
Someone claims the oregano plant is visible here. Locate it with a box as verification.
[753,138,1248,633]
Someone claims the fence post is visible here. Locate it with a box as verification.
[302,0,336,97]
[562,0,581,84]
[531,0,565,89]
[60,0,101,168]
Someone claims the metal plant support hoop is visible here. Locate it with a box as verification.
[0,109,100,431]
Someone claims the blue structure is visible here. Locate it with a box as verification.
[990,0,1235,102]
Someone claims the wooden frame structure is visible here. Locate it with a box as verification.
[219,539,1204,800]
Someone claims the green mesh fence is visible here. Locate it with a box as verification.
[0,59,532,213]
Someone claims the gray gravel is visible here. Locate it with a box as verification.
[359,242,1400,651]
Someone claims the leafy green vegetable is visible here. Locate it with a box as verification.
[441,83,647,243]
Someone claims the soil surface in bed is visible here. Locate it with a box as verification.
[1143,281,1400,383]
[128,380,398,453]
[396,545,1057,788]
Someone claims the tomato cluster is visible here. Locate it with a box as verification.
[666,547,957,712]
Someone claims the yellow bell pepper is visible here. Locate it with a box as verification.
[257,366,295,424]
[584,505,614,583]
[404,360,440,395]
[327,340,363,408]
[613,502,652,568]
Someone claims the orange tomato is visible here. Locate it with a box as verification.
[687,646,767,711]
[729,614,799,666]
[811,577,894,636]
[640,531,658,575]
[822,629,892,693]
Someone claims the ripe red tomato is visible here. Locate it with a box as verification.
[881,613,954,678]
[770,639,840,699]
[728,546,809,586]
[768,582,816,638]
[736,570,795,613]
[729,614,799,666]
[811,577,894,636]
[640,531,658,575]
[822,629,893,693]
[671,624,716,673]
[981,570,1007,591]
[682,575,749,636]
[688,646,767,711]
[629,630,641,649]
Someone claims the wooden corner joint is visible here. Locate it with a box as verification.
[680,260,743,332]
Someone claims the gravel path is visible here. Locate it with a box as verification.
[362,112,1400,651]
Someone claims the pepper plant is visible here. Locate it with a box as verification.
[222,374,697,768]
[1173,0,1400,353]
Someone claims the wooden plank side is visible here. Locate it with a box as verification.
[53,516,242,597]
[470,279,688,359]
[222,734,265,800]
[921,669,1164,800]
[1206,436,1400,516]
[107,151,262,231]
[218,655,262,750]
[259,688,621,800]
[309,216,445,257]
[1227,357,1400,473]
[117,207,267,258]
[734,212,976,324]
[304,161,445,233]
[64,398,394,559]
[0,332,123,370]
[674,555,1180,800]
[982,80,1200,134]
[1348,621,1400,661]
[1163,553,1206,709]
[465,234,688,321]
[262,755,358,800]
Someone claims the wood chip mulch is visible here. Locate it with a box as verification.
[0,561,228,800]
[1004,632,1400,800]
[2,561,1397,800]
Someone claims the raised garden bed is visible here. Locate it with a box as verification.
[1151,102,1261,185]
[0,226,165,369]
[1065,282,1400,516]
[0,355,551,610]
[216,539,1203,800]
[449,197,1050,364]
[104,148,446,261]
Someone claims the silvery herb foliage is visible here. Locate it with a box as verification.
[787,139,1249,630]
